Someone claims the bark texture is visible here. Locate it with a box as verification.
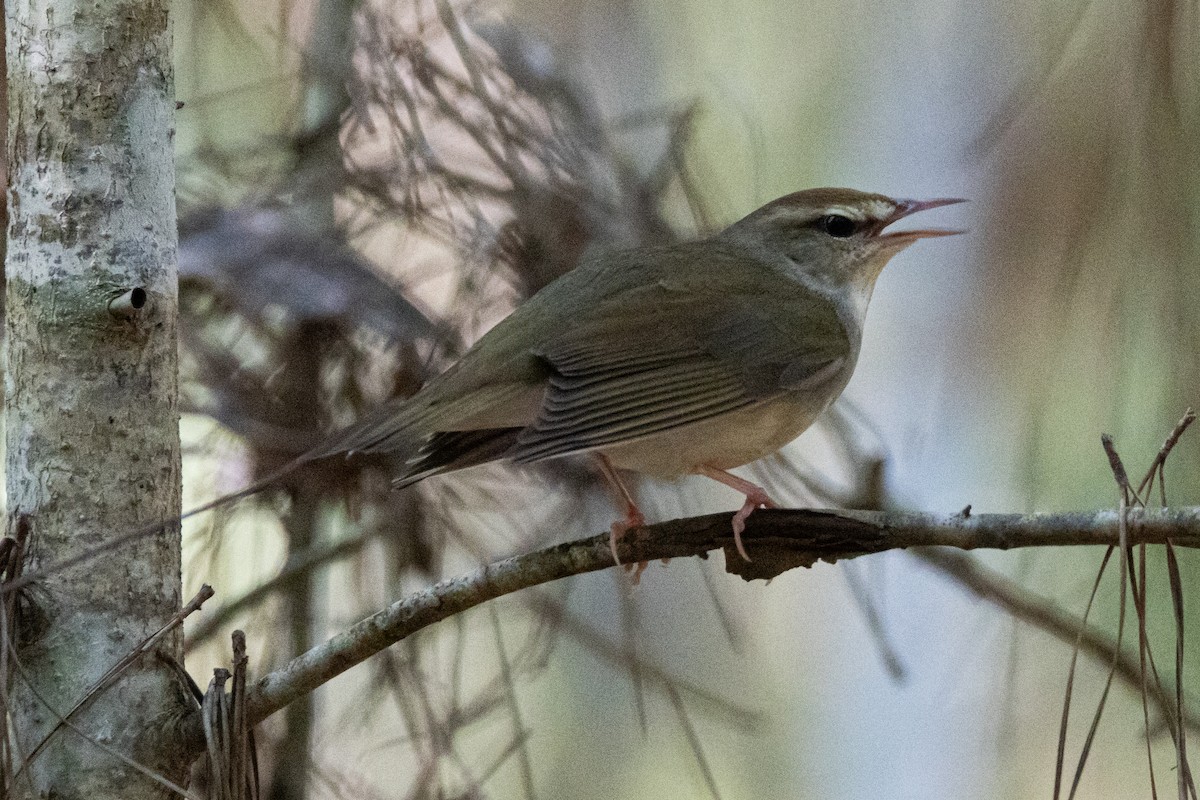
[4,0,190,795]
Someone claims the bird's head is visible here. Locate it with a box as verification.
[720,188,965,297]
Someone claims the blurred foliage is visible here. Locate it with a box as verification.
[167,0,1200,798]
[173,1,748,796]
[966,0,1200,743]
[973,0,1200,511]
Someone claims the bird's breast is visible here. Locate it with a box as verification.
[594,380,846,478]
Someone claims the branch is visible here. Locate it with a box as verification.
[244,505,1200,724]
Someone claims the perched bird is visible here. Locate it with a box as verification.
[310,188,963,561]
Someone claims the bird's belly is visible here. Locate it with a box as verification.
[595,391,833,478]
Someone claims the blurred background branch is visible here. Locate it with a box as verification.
[158,0,1200,796]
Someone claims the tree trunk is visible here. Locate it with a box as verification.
[4,0,191,796]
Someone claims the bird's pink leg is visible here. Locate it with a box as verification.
[595,454,645,567]
[694,465,777,562]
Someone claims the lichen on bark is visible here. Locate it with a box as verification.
[4,0,192,795]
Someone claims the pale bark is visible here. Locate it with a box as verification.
[4,0,190,796]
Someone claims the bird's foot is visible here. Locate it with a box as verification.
[608,507,646,568]
[695,466,777,562]
[596,454,650,570]
[729,488,776,562]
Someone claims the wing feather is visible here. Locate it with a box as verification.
[507,266,852,464]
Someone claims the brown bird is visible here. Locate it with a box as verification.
[310,188,963,562]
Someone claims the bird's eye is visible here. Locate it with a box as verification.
[816,214,858,238]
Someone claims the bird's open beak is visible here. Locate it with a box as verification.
[873,197,968,244]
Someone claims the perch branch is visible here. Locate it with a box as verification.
[245,505,1200,724]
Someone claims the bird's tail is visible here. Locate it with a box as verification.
[301,394,427,461]
[391,427,523,488]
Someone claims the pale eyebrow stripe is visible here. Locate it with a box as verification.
[821,205,867,221]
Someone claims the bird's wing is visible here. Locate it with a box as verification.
[307,316,553,460]
[508,276,849,463]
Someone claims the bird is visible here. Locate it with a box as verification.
[304,187,964,563]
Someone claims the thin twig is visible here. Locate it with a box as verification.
[1102,434,1135,498]
[1165,544,1196,800]
[1136,542,1159,800]
[666,684,723,800]
[24,585,214,765]
[520,591,759,731]
[1066,444,1131,800]
[1046,546,1113,800]
[1135,409,1196,500]
[185,535,366,651]
[7,639,201,799]
[486,603,536,800]
[841,562,906,681]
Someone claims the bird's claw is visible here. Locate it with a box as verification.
[609,509,645,567]
[729,487,776,562]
